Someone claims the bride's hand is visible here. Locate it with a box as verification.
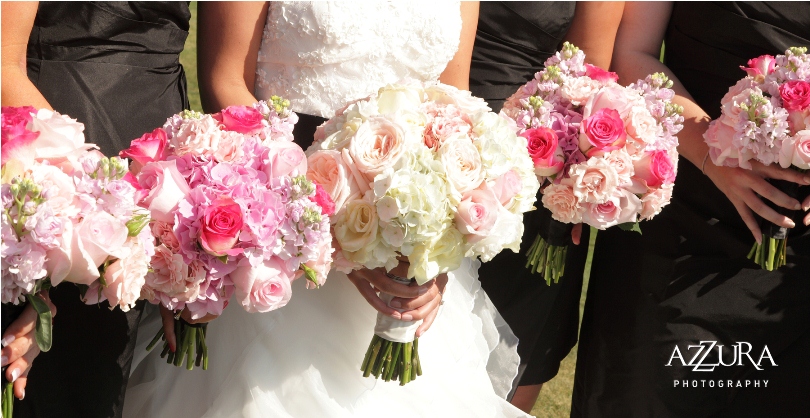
[159,306,221,352]
[704,159,810,241]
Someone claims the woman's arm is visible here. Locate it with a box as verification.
[611,2,809,240]
[197,1,268,112]
[1,2,50,109]
[439,1,479,90]
[564,1,625,70]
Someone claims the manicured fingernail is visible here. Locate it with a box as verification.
[402,314,413,321]
[389,301,401,308]
[1,335,15,347]
[20,388,25,400]
[11,368,20,382]
[787,219,796,228]
[1,356,7,367]
[390,312,401,319]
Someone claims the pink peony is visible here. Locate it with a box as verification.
[523,127,565,177]
[779,80,810,112]
[137,160,191,223]
[97,239,149,311]
[579,108,627,156]
[230,257,293,313]
[220,105,264,134]
[455,189,500,241]
[584,64,619,84]
[633,150,677,188]
[199,197,244,257]
[119,128,168,174]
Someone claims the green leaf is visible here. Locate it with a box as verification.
[26,294,53,352]
[618,222,643,234]
[301,264,319,288]
[217,255,229,264]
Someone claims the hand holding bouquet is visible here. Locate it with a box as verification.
[501,43,684,284]
[307,80,540,384]
[126,99,334,371]
[704,47,810,270]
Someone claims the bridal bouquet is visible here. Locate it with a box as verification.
[501,42,684,284]
[307,80,540,385]
[2,107,153,417]
[704,47,810,270]
[127,99,334,371]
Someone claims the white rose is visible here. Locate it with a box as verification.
[625,106,661,145]
[334,192,381,265]
[376,84,424,114]
[439,134,485,193]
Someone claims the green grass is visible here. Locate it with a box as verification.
[180,3,590,416]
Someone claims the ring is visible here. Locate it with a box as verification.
[385,272,410,283]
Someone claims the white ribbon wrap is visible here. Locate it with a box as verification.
[374,291,422,343]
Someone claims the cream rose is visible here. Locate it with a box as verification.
[347,117,409,186]
[334,193,380,263]
[625,106,660,145]
[439,134,485,193]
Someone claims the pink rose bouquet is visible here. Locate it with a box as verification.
[1,107,153,417]
[307,80,540,385]
[704,47,810,270]
[127,99,333,371]
[501,42,683,284]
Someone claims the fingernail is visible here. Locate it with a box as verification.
[1,335,15,347]
[795,203,802,210]
[803,176,810,184]
[11,368,20,382]
[390,311,401,319]
[1,356,7,367]
[20,388,25,400]
[787,219,796,228]
[402,314,413,321]
[389,301,401,308]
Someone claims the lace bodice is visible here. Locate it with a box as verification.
[255,1,461,118]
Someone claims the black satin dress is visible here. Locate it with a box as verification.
[572,3,810,417]
[16,3,190,417]
[470,2,587,391]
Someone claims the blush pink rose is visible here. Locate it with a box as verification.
[541,183,584,223]
[585,64,619,84]
[347,117,408,185]
[263,140,307,178]
[581,189,642,229]
[230,257,293,313]
[787,109,810,132]
[220,105,264,134]
[740,55,776,80]
[1,106,39,164]
[212,131,245,162]
[119,128,168,174]
[579,108,627,156]
[523,127,565,176]
[779,80,810,112]
[640,185,673,220]
[491,169,523,207]
[633,150,677,189]
[455,189,500,241]
[306,150,360,214]
[704,118,740,167]
[199,197,244,257]
[55,211,129,285]
[569,158,620,204]
[137,160,191,223]
[581,86,635,120]
[780,130,810,170]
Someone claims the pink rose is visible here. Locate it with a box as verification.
[740,55,776,80]
[581,189,642,229]
[54,212,129,285]
[704,118,740,167]
[779,80,810,112]
[137,160,191,223]
[263,140,307,178]
[787,109,810,132]
[455,189,500,241]
[230,257,293,313]
[310,183,336,216]
[640,185,673,220]
[306,150,361,214]
[220,105,264,134]
[491,169,523,207]
[145,245,205,303]
[541,183,584,224]
[569,158,620,204]
[585,64,619,84]
[119,128,168,174]
[347,117,408,185]
[633,150,677,188]
[97,239,149,311]
[579,108,627,156]
[1,106,39,164]
[3,109,92,166]
[422,104,472,150]
[581,86,635,120]
[523,127,565,177]
[780,130,810,170]
[199,197,244,257]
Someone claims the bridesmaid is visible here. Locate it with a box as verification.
[1,2,190,417]
[470,1,624,412]
[572,2,810,416]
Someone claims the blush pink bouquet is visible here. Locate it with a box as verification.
[2,107,154,417]
[307,80,540,385]
[126,99,334,371]
[502,43,684,284]
[703,47,810,270]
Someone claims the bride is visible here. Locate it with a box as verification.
[124,2,527,417]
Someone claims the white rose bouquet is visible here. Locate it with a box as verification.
[306,80,540,385]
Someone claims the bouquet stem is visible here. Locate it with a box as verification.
[3,381,13,418]
[360,335,421,386]
[746,177,801,271]
[524,208,573,284]
[146,316,209,371]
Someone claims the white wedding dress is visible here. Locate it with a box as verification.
[125,2,526,417]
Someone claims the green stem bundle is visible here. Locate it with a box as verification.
[525,235,567,285]
[747,235,788,271]
[146,317,209,371]
[360,335,422,386]
[3,381,12,418]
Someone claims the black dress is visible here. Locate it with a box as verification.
[470,1,587,391]
[572,3,810,417]
[15,3,190,417]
